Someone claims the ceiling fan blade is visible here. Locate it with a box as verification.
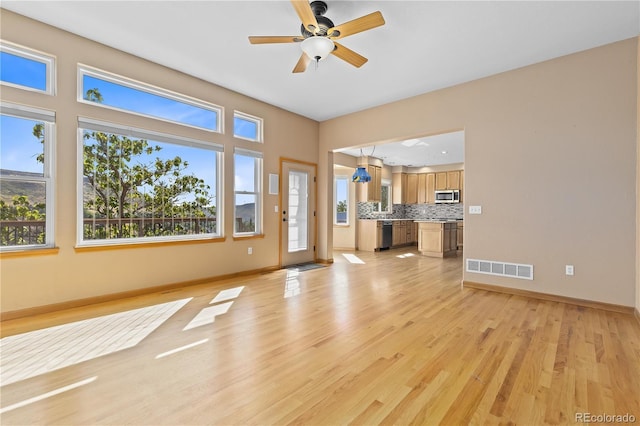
[293,53,311,73]
[328,11,385,40]
[331,42,368,68]
[290,0,319,34]
[248,36,302,44]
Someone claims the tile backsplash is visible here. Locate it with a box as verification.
[357,202,464,220]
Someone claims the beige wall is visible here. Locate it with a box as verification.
[0,11,319,313]
[319,38,638,307]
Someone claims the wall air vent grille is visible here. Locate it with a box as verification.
[466,258,534,280]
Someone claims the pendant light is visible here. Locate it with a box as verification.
[352,166,371,183]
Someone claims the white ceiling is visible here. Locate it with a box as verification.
[2,1,638,166]
[337,130,464,167]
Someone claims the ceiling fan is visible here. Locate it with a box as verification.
[248,0,385,73]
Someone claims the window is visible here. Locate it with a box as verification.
[374,180,392,213]
[234,148,262,235]
[1,103,55,249]
[233,111,262,142]
[78,118,221,246]
[78,66,221,132]
[0,42,55,94]
[334,176,349,225]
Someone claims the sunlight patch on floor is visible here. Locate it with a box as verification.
[284,270,301,298]
[0,376,97,414]
[155,339,209,359]
[182,302,233,331]
[342,253,365,264]
[0,298,191,387]
[396,253,416,258]
[210,286,244,304]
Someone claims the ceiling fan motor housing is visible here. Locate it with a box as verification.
[300,1,336,38]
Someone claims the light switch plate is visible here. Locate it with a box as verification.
[469,205,482,215]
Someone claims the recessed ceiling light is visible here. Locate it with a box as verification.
[441,150,448,154]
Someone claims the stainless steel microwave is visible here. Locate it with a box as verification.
[435,190,460,203]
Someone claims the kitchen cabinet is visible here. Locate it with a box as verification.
[417,221,457,258]
[446,171,460,190]
[367,165,382,202]
[357,220,382,251]
[457,222,464,250]
[392,220,407,246]
[417,174,427,204]
[435,172,447,190]
[426,173,436,204]
[392,172,407,204]
[459,170,464,202]
[407,220,417,243]
[406,174,418,204]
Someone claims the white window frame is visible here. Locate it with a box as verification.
[0,102,56,250]
[77,65,223,133]
[334,175,349,226]
[0,41,56,95]
[374,179,392,214]
[233,111,263,143]
[233,148,263,236]
[76,117,223,247]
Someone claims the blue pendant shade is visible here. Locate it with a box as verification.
[352,166,371,183]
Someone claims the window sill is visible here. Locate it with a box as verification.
[0,247,60,258]
[232,234,265,241]
[74,237,225,252]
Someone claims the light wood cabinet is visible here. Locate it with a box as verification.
[406,174,418,204]
[366,165,382,202]
[357,220,382,251]
[406,220,417,243]
[459,170,464,202]
[392,172,407,204]
[446,171,460,190]
[417,221,457,258]
[417,174,427,204]
[457,222,463,250]
[426,173,436,204]
[392,221,407,246]
[435,172,447,190]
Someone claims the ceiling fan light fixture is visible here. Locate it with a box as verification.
[301,36,334,62]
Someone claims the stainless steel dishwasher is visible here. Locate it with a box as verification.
[381,221,393,250]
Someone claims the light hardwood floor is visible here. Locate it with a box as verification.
[1,248,639,425]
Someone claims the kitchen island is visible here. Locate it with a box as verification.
[415,220,459,258]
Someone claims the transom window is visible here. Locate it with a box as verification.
[0,42,55,95]
[78,66,222,132]
[1,103,55,250]
[234,148,262,235]
[233,111,263,142]
[78,118,222,246]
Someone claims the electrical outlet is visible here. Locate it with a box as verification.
[565,265,574,276]
[248,247,253,255]
[469,205,482,215]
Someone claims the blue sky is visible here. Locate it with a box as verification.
[1,55,260,205]
[0,51,46,91]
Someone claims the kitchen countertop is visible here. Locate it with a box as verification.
[359,218,463,222]
[414,219,463,223]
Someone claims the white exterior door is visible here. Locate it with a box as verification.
[280,160,316,266]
